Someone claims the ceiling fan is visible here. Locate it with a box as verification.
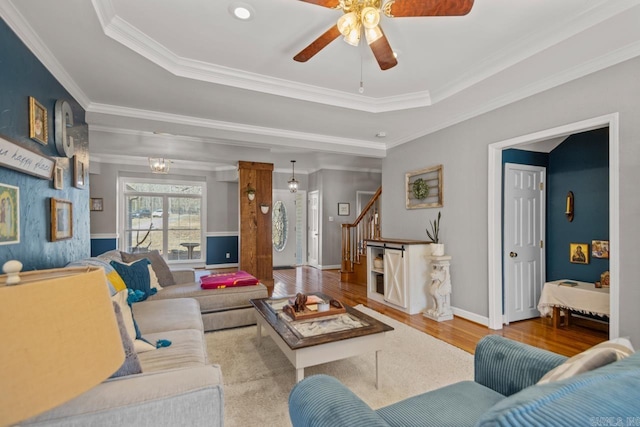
[294,0,474,70]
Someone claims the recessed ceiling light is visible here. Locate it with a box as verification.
[229,2,254,20]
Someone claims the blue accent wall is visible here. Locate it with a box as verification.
[0,19,89,270]
[502,148,549,167]
[90,238,117,257]
[206,235,238,265]
[547,128,609,282]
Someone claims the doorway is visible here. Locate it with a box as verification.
[488,113,619,338]
[308,191,319,268]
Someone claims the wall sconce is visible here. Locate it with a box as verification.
[565,191,574,222]
[260,203,270,214]
[246,186,256,201]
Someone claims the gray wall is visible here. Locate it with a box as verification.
[382,56,640,344]
[89,163,239,235]
[309,169,382,267]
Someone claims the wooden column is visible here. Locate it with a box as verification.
[238,161,274,287]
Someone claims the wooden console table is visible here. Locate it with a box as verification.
[538,280,609,328]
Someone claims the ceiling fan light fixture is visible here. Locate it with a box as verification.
[364,25,382,44]
[344,22,362,46]
[337,12,358,36]
[361,7,380,29]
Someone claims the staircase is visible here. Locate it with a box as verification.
[340,187,381,285]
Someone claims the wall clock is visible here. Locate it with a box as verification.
[54,100,74,158]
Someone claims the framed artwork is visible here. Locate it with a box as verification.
[53,165,63,190]
[338,202,350,216]
[51,198,73,241]
[591,240,609,259]
[406,164,443,209]
[74,156,86,189]
[29,96,48,145]
[0,183,20,245]
[569,242,589,264]
[90,198,103,212]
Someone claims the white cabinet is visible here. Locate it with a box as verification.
[366,239,430,314]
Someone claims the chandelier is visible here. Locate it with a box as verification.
[149,157,170,174]
[288,160,299,193]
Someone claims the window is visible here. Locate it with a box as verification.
[119,178,205,263]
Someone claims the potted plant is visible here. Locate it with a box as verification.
[426,211,444,256]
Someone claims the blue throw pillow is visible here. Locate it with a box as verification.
[110,259,154,300]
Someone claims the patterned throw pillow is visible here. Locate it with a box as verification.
[66,257,126,294]
[110,259,153,300]
[537,338,635,384]
[121,250,175,287]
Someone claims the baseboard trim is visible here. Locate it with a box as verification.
[318,264,341,270]
[452,306,489,327]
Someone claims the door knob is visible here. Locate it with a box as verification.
[509,252,518,258]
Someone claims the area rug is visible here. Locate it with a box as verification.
[206,305,474,427]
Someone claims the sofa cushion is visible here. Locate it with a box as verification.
[110,259,154,300]
[137,329,208,372]
[147,282,268,313]
[110,302,143,378]
[537,337,634,385]
[133,298,204,335]
[121,250,176,286]
[476,352,640,426]
[376,381,504,427]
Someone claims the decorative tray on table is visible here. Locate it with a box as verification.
[282,293,346,320]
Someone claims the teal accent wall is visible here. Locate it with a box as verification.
[206,235,238,265]
[0,18,89,270]
[90,238,117,257]
[547,128,609,282]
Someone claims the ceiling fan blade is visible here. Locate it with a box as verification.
[294,25,341,62]
[369,31,398,70]
[298,0,340,8]
[385,0,474,17]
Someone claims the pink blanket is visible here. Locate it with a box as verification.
[200,270,259,289]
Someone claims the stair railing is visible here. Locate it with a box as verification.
[341,186,382,273]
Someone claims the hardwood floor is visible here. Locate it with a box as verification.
[270,266,608,357]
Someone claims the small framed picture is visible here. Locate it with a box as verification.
[0,183,20,245]
[90,198,103,212]
[53,165,63,190]
[591,240,609,259]
[51,198,73,241]
[338,202,350,216]
[569,242,589,264]
[74,156,86,189]
[29,96,48,145]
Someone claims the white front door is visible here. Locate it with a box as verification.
[504,163,546,323]
[384,248,407,308]
[308,191,319,268]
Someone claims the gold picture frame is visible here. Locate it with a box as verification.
[406,164,443,209]
[569,242,589,264]
[29,96,48,145]
[74,156,86,189]
[51,198,73,241]
[0,183,20,245]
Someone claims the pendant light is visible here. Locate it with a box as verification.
[288,160,299,193]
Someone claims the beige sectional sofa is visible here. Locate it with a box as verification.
[22,251,269,425]
[23,293,223,426]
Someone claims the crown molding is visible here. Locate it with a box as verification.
[0,2,92,108]
[388,37,640,149]
[87,103,387,155]
[90,0,430,113]
[430,0,640,104]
